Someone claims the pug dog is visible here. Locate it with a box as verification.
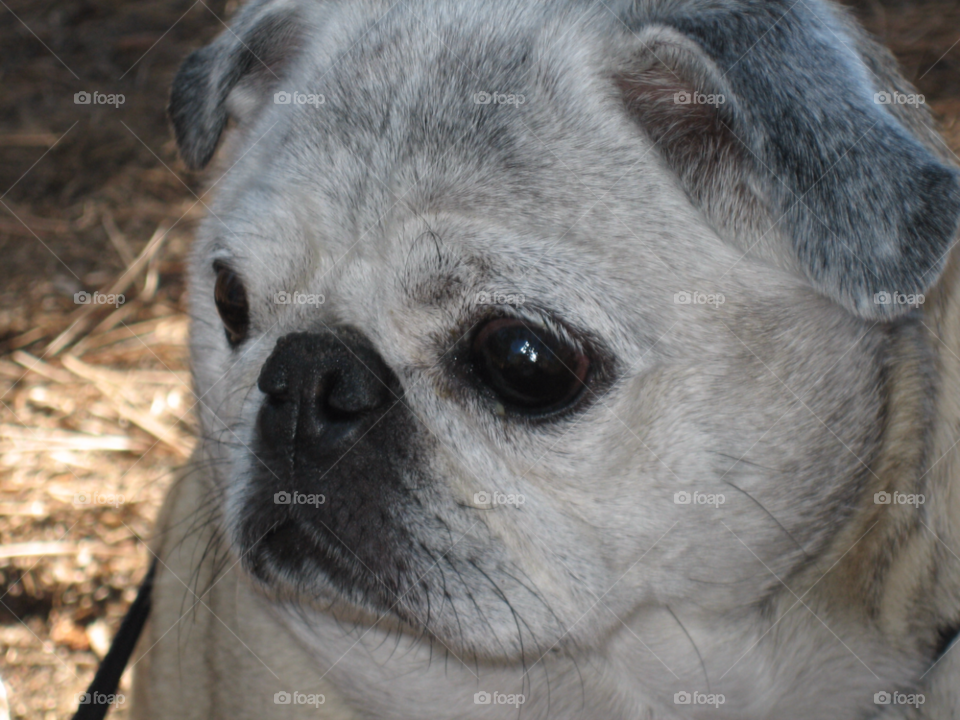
[131,0,960,717]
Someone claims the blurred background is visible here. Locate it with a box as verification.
[0,0,958,717]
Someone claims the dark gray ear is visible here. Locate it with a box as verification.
[169,0,306,169]
[616,2,960,319]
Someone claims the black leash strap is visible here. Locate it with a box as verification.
[73,557,158,720]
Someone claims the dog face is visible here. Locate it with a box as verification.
[174,0,960,680]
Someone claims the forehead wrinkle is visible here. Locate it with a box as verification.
[398,227,475,308]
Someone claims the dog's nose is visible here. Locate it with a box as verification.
[257,329,395,453]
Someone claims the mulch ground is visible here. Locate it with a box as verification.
[0,0,958,718]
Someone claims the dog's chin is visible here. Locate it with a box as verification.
[235,506,442,636]
[241,521,333,592]
[239,518,390,609]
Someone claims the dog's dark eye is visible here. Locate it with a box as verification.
[213,263,249,346]
[471,318,589,414]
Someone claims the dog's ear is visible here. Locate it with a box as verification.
[616,16,960,319]
[169,0,307,169]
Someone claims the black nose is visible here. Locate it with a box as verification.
[257,329,395,454]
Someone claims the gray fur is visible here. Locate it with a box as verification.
[622,0,960,319]
[135,1,960,718]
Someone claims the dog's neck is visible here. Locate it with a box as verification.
[835,249,960,636]
[902,248,960,639]
[770,247,960,701]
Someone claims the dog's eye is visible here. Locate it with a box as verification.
[213,264,249,346]
[471,318,589,414]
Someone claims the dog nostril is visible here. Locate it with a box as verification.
[321,366,390,421]
[261,382,289,403]
[258,360,290,400]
